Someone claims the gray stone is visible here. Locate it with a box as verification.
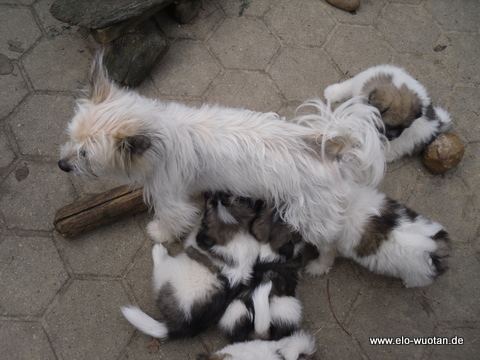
[55,217,146,276]
[46,279,134,360]
[50,0,173,29]
[266,0,335,46]
[9,93,75,157]
[449,86,480,143]
[429,327,480,360]
[425,0,480,32]
[0,62,29,120]
[168,0,201,24]
[0,129,16,171]
[0,321,56,359]
[208,17,279,70]
[205,70,282,112]
[0,236,68,316]
[0,161,75,231]
[103,19,169,87]
[331,0,385,25]
[0,53,13,75]
[218,0,275,17]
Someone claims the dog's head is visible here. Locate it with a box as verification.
[363,74,423,141]
[58,52,155,180]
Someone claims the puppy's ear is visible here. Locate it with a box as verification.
[82,50,115,104]
[118,135,151,156]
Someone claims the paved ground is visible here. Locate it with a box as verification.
[1,0,479,359]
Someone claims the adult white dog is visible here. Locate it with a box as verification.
[58,53,385,275]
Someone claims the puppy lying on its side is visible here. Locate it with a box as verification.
[324,64,452,162]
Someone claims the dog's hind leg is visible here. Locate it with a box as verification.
[304,244,336,276]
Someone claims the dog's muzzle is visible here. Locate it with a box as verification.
[58,159,71,172]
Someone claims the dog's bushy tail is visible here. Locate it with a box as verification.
[295,96,386,187]
[121,306,169,339]
[433,106,453,132]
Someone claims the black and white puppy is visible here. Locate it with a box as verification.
[324,64,452,162]
[121,192,260,340]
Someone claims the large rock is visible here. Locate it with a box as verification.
[167,0,202,24]
[50,0,174,29]
[423,133,465,174]
[103,19,169,87]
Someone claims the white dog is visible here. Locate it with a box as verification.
[324,64,452,162]
[196,330,316,360]
[58,52,386,275]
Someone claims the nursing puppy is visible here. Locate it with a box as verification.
[335,186,450,287]
[58,52,386,275]
[121,192,261,340]
[196,330,316,360]
[219,203,306,342]
[324,64,452,162]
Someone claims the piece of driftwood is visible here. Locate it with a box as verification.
[54,185,148,238]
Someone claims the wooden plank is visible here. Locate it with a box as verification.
[54,185,148,238]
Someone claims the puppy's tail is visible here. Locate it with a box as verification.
[121,306,169,339]
[252,280,273,338]
[433,106,453,132]
[296,96,386,187]
[276,330,316,360]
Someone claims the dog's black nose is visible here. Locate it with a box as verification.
[58,160,71,172]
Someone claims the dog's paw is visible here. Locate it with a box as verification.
[304,258,332,276]
[324,84,344,102]
[147,221,176,243]
[152,243,168,259]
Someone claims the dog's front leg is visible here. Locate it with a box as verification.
[304,243,337,276]
[147,197,201,243]
[324,78,356,103]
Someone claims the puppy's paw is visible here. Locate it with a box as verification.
[152,243,168,259]
[304,258,332,276]
[324,83,345,103]
[147,221,176,243]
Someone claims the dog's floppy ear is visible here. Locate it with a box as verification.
[82,50,115,104]
[118,135,151,156]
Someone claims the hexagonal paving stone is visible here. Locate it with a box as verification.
[46,279,134,360]
[325,26,395,76]
[218,0,275,17]
[456,142,480,194]
[298,259,362,326]
[151,40,220,97]
[0,128,16,171]
[55,217,147,277]
[0,161,75,231]
[0,321,56,359]
[34,0,73,35]
[9,93,74,157]
[0,236,68,316]
[449,86,480,144]
[425,0,480,32]
[265,0,335,46]
[269,47,340,102]
[422,248,480,322]
[379,158,422,204]
[406,173,478,243]
[208,17,279,70]
[205,70,282,112]
[0,62,29,120]
[22,34,91,91]
[376,4,441,55]
[155,0,224,41]
[0,7,42,59]
[349,288,434,359]
[331,0,385,26]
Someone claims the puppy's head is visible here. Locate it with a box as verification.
[363,74,423,140]
[58,51,154,180]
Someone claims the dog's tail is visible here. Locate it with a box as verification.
[121,306,169,339]
[252,280,273,338]
[276,330,316,360]
[296,96,386,187]
[433,106,453,132]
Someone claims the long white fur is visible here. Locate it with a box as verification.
[204,330,316,360]
[59,54,386,275]
[252,281,273,338]
[269,296,303,328]
[120,306,168,339]
[324,64,453,162]
[218,299,252,335]
[336,186,448,287]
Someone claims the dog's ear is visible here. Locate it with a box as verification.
[118,135,151,156]
[82,50,115,104]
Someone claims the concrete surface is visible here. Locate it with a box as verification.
[0,0,479,359]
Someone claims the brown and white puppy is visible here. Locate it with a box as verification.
[324,64,452,161]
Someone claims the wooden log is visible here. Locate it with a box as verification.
[54,185,148,238]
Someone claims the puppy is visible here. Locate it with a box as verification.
[219,204,306,342]
[196,330,316,360]
[58,52,386,275]
[121,193,260,340]
[324,64,452,162]
[335,186,450,287]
